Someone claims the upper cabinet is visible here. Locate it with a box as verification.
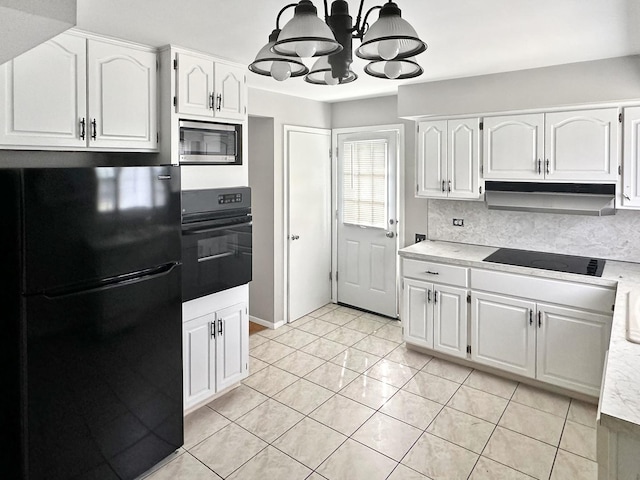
[417,118,481,200]
[621,106,640,208]
[175,52,246,121]
[483,108,619,182]
[0,31,158,151]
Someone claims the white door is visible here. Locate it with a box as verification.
[433,284,467,359]
[471,291,536,378]
[0,32,86,148]
[403,278,433,349]
[448,118,481,199]
[483,113,544,180]
[87,39,157,149]
[176,52,215,117]
[214,63,246,121]
[545,108,619,181]
[183,314,215,410]
[336,129,399,317]
[417,120,447,198]
[622,107,640,208]
[215,303,249,391]
[287,127,332,322]
[536,303,611,396]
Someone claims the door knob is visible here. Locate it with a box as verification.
[385,231,395,238]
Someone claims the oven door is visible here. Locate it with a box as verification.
[181,220,252,301]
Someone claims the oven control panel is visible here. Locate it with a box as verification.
[218,193,243,204]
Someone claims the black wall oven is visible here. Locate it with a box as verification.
[181,187,252,302]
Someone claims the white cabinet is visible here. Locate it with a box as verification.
[87,39,158,149]
[403,278,433,349]
[621,106,640,208]
[483,113,544,180]
[183,301,248,410]
[0,33,86,147]
[483,108,619,182]
[417,118,481,199]
[0,31,158,151]
[176,52,246,121]
[471,291,536,378]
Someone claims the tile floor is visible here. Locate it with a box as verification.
[146,304,599,480]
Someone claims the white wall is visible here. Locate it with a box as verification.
[248,88,331,326]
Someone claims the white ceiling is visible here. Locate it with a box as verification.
[76,0,640,103]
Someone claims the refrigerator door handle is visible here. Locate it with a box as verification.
[42,262,180,299]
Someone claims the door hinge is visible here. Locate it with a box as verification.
[619,112,623,123]
[173,96,177,107]
[618,165,622,176]
[466,345,471,354]
[479,121,484,130]
[336,271,339,282]
[329,271,332,281]
[466,294,471,303]
[173,59,177,70]
[329,148,332,158]
[479,186,483,194]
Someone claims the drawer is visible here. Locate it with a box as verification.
[403,259,468,287]
[471,268,615,313]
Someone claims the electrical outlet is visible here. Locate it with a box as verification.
[453,218,464,227]
[415,233,426,243]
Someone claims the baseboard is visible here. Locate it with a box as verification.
[250,315,275,329]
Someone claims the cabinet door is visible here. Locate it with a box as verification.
[416,120,447,198]
[433,285,467,358]
[183,314,216,409]
[0,33,86,147]
[483,114,544,180]
[216,303,249,391]
[536,303,611,397]
[545,108,619,181]
[448,118,480,199]
[403,278,433,349]
[622,106,640,208]
[176,52,215,117]
[87,40,158,149]
[471,292,536,378]
[214,63,246,121]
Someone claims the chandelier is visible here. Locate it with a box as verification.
[248,0,427,85]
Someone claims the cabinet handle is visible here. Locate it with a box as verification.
[425,270,439,275]
[545,159,550,175]
[447,180,451,192]
[537,159,541,174]
[79,118,86,140]
[427,289,431,303]
[209,93,215,110]
[216,93,222,111]
[210,321,216,338]
[529,309,533,326]
[441,180,445,192]
[434,290,438,304]
[218,319,223,335]
[538,310,542,328]
[91,119,97,140]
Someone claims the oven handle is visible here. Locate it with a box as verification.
[198,251,235,263]
[182,221,252,235]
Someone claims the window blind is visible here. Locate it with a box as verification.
[342,139,388,228]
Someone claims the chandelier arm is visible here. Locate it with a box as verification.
[275,3,299,29]
[323,0,329,20]
[356,5,382,39]
[353,0,367,33]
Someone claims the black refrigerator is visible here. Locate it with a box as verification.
[0,167,184,479]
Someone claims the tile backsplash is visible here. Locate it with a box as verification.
[428,199,640,263]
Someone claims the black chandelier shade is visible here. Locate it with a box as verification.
[249,0,427,85]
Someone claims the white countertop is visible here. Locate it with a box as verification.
[399,239,640,435]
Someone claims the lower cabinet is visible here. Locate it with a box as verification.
[470,291,611,396]
[403,278,467,358]
[183,302,248,410]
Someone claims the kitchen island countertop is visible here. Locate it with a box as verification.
[399,240,640,436]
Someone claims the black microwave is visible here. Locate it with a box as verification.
[179,120,242,165]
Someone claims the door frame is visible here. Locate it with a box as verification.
[284,125,332,324]
[331,124,405,316]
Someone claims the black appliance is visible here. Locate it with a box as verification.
[483,248,606,277]
[1,167,183,480]
[179,120,242,165]
[181,187,252,301]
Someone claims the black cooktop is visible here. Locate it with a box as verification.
[483,248,605,277]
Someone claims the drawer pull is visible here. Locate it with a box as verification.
[425,270,439,275]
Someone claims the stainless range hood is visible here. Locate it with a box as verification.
[485,182,616,216]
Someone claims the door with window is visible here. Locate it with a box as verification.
[335,128,399,317]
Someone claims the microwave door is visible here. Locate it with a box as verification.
[179,121,241,165]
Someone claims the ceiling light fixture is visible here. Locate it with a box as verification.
[248,0,427,86]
